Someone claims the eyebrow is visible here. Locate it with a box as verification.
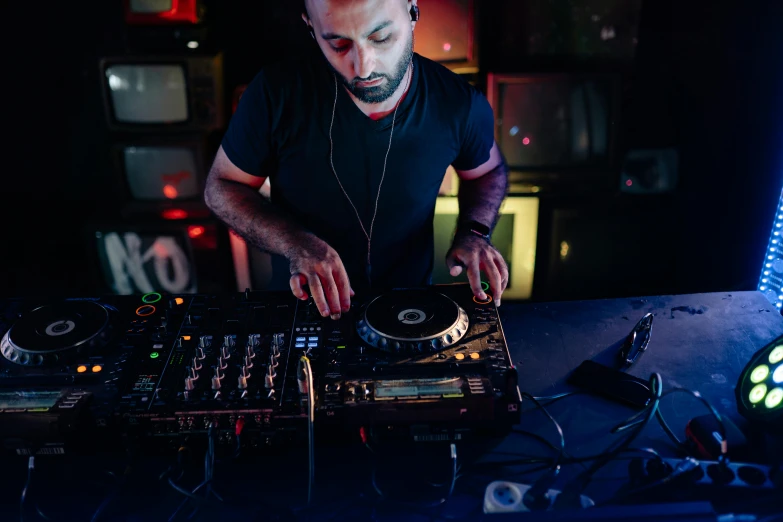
[322,20,393,41]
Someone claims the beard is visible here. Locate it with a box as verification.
[329,32,414,104]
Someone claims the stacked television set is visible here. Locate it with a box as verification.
[87,0,233,295]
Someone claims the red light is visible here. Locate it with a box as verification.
[163,184,178,199]
[188,226,205,238]
[443,42,452,52]
[522,137,531,145]
[162,209,188,220]
[626,179,633,187]
[123,0,201,25]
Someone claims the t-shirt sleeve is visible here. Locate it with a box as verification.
[220,71,276,177]
[451,87,496,172]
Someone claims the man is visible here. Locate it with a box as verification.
[204,0,510,320]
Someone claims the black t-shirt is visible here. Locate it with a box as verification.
[221,50,495,296]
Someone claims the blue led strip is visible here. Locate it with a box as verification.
[759,188,783,309]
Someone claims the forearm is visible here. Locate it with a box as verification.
[457,161,510,230]
[205,179,315,260]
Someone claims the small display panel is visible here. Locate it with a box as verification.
[0,391,61,410]
[374,377,464,400]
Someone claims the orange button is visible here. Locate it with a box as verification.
[175,297,184,305]
[469,352,480,360]
[182,335,191,341]
[92,365,102,373]
[76,365,87,373]
[455,353,465,361]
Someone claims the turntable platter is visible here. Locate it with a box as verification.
[1,301,112,366]
[357,289,469,354]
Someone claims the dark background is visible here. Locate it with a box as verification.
[2,0,783,302]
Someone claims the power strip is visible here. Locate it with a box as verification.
[483,480,594,514]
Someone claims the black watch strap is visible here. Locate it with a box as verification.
[457,220,492,242]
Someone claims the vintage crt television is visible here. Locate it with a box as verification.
[85,219,233,296]
[486,73,621,192]
[413,0,479,74]
[123,0,202,25]
[111,135,208,204]
[229,196,539,301]
[100,53,224,132]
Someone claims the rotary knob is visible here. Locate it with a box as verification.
[264,365,276,389]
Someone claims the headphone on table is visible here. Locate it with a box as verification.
[309,4,419,39]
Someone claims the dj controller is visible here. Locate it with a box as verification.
[0,283,521,456]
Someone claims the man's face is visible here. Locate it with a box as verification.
[305,0,414,104]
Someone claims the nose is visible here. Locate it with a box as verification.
[353,45,376,81]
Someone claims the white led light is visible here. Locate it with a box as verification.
[762,278,768,282]
[772,248,777,252]
[777,303,781,308]
[766,263,772,267]
[765,271,771,275]
[778,295,782,300]
[760,286,767,290]
[187,41,200,49]
[773,365,783,384]
[768,256,774,260]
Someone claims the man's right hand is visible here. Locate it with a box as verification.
[288,237,353,320]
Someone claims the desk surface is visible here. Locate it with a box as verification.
[2,291,782,521]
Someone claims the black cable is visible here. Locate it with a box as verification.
[19,456,34,522]
[520,392,566,468]
[553,373,663,509]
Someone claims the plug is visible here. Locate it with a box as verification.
[522,467,560,511]
[484,481,594,514]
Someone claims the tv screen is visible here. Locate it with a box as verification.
[490,75,613,169]
[414,0,477,72]
[432,196,539,300]
[123,145,201,201]
[105,64,188,124]
[88,221,230,295]
[124,0,200,24]
[100,54,224,132]
[129,0,173,13]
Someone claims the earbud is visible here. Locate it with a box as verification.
[410,4,419,22]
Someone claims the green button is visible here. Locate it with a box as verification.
[481,281,490,292]
[150,352,160,359]
[142,292,162,304]
[337,345,346,349]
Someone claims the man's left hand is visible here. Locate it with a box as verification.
[445,233,509,306]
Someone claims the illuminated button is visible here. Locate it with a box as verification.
[142,292,162,304]
[182,336,191,341]
[454,353,465,361]
[150,352,160,359]
[308,336,319,341]
[773,365,783,384]
[749,384,767,404]
[77,365,87,373]
[481,281,490,292]
[136,305,156,317]
[469,352,480,360]
[336,345,346,349]
[295,342,305,349]
[473,295,493,305]
[750,365,770,384]
[91,365,102,373]
[308,342,318,348]
[770,346,783,364]
[296,337,306,342]
[764,387,783,409]
[175,297,184,305]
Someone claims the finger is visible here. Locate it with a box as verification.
[465,256,486,301]
[289,274,309,300]
[483,253,503,306]
[320,271,342,320]
[331,261,352,313]
[306,273,330,317]
[446,252,465,277]
[350,288,355,297]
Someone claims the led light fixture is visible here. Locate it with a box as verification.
[758,188,783,310]
[736,335,783,426]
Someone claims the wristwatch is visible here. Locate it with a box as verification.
[456,220,492,242]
